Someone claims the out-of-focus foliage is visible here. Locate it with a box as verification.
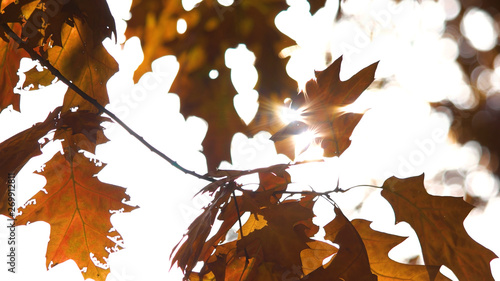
[436,0,500,177]
[126,0,303,170]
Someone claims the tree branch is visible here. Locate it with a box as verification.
[0,23,215,183]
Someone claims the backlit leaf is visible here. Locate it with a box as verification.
[22,66,55,89]
[352,219,450,281]
[381,174,498,281]
[303,206,377,281]
[43,18,118,113]
[16,150,136,281]
[272,56,378,160]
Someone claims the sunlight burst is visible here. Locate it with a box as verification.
[279,102,303,124]
[293,128,324,160]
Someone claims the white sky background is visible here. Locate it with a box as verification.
[0,0,500,280]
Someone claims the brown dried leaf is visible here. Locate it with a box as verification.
[381,174,497,281]
[352,219,451,281]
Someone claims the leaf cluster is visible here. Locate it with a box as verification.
[0,0,498,280]
[0,1,132,280]
[173,170,497,281]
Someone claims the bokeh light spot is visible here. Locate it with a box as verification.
[461,8,497,51]
[209,69,219,79]
[177,18,187,34]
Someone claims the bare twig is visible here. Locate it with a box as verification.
[273,183,380,197]
[0,23,215,183]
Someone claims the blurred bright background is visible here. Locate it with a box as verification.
[1,0,500,280]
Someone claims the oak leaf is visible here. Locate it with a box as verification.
[16,150,136,281]
[381,174,498,281]
[351,219,451,281]
[272,56,378,160]
[0,107,60,217]
[39,18,118,113]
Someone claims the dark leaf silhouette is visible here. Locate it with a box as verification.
[272,56,378,160]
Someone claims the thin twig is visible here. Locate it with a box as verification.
[0,23,215,183]
[273,183,380,197]
[231,190,249,260]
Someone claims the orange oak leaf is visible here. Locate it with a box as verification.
[272,56,378,160]
[40,17,118,113]
[0,23,29,112]
[381,174,498,281]
[16,150,136,281]
[0,107,60,217]
[303,206,377,281]
[351,219,451,281]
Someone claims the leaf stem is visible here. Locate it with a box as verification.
[0,23,215,183]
